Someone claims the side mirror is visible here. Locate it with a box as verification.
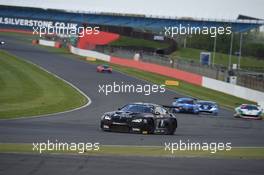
[154,111,160,115]
[117,108,121,111]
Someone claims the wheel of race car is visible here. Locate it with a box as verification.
[194,110,199,114]
[234,114,240,118]
[167,125,176,135]
[100,123,105,131]
[166,119,177,135]
[144,118,155,134]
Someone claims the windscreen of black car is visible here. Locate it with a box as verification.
[241,105,258,110]
[120,104,154,113]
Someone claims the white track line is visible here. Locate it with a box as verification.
[1,142,263,149]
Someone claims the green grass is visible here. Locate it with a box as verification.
[171,48,264,70]
[0,143,263,159]
[0,31,39,41]
[109,36,169,49]
[0,51,88,119]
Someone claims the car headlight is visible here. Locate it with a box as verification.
[132,118,143,123]
[102,115,111,120]
[211,106,217,110]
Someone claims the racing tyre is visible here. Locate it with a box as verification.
[166,119,177,135]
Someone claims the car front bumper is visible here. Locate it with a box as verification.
[234,114,262,120]
[100,120,154,134]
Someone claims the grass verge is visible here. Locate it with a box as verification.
[0,143,263,159]
[0,51,88,119]
[109,36,169,49]
[0,31,39,42]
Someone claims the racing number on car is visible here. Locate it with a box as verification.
[158,119,165,128]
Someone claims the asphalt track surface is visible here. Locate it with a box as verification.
[1,153,263,175]
[0,34,264,175]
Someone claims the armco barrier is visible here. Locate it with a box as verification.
[110,56,203,86]
[202,77,264,108]
[39,39,56,47]
[70,46,111,62]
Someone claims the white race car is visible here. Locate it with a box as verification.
[0,41,5,45]
[234,104,263,120]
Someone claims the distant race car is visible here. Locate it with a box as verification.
[197,100,219,116]
[97,64,112,73]
[234,104,263,120]
[0,41,5,46]
[101,102,177,135]
[172,97,199,114]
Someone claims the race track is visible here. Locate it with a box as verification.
[0,34,264,175]
[1,153,263,175]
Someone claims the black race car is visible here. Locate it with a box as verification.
[100,102,177,135]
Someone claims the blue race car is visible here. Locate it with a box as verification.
[172,97,199,114]
[197,100,219,116]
